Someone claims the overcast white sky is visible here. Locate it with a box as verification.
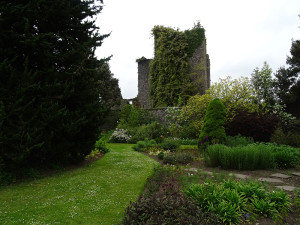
[95,0,300,99]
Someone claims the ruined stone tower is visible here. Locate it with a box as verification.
[137,26,210,109]
[137,58,152,109]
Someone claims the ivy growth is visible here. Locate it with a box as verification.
[149,23,206,107]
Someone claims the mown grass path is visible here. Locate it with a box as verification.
[0,144,158,225]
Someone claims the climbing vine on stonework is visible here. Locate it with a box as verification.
[149,23,206,107]
[184,22,206,58]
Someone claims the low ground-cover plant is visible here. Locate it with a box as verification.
[177,138,198,145]
[185,179,291,224]
[205,143,300,170]
[122,165,220,225]
[163,152,194,165]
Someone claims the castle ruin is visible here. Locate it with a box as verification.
[137,26,210,109]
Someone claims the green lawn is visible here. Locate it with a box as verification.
[0,144,158,225]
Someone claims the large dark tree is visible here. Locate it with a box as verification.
[274,39,300,117]
[0,0,110,174]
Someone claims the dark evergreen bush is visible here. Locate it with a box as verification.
[199,98,227,148]
[226,111,279,142]
[0,0,110,175]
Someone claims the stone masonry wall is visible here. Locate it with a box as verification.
[137,59,152,108]
[188,41,210,95]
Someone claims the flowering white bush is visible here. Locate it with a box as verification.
[109,128,131,143]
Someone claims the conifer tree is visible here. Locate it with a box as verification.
[0,0,110,174]
[199,98,227,149]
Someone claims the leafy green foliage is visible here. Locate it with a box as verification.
[185,179,291,224]
[160,138,180,151]
[199,98,227,147]
[118,104,140,128]
[0,0,113,174]
[251,61,275,106]
[150,26,189,107]
[184,22,206,58]
[208,76,259,119]
[95,138,110,154]
[179,93,213,134]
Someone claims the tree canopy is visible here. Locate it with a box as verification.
[0,0,116,176]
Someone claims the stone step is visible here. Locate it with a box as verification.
[270,173,292,179]
[292,172,300,177]
[258,177,284,183]
[229,173,250,179]
[275,185,297,192]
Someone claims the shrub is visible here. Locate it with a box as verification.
[179,124,199,139]
[225,135,254,147]
[118,104,139,128]
[226,110,279,142]
[269,144,300,169]
[132,139,157,152]
[163,152,193,165]
[157,151,164,160]
[95,138,110,154]
[199,98,227,149]
[130,122,168,143]
[270,127,300,147]
[160,138,180,151]
[108,128,131,143]
[137,109,157,125]
[178,94,213,136]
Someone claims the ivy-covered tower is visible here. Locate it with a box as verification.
[137,23,210,108]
